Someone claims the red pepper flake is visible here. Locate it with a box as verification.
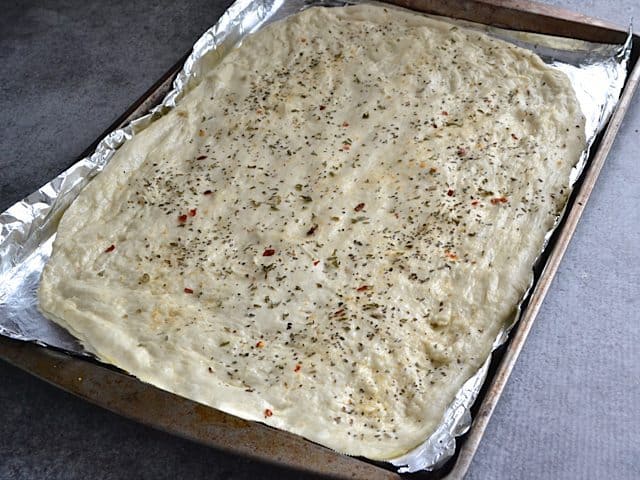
[262,248,276,257]
[471,200,480,206]
[457,147,467,156]
[490,196,509,205]
[319,105,326,111]
[184,288,194,294]
[447,189,455,197]
[445,251,458,260]
[178,214,188,223]
[356,285,369,292]
[354,202,365,212]
[341,144,350,151]
[511,133,519,140]
[342,121,350,127]
[313,260,320,266]
[203,190,213,195]
[264,408,273,418]
[189,208,197,217]
[441,110,449,116]
[104,244,115,253]
[294,364,302,373]
[256,341,265,348]
[196,155,207,160]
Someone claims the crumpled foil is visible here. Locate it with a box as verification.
[0,0,631,473]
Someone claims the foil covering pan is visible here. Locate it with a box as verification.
[0,0,631,473]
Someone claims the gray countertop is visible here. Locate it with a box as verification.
[0,1,638,479]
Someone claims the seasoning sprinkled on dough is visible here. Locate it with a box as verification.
[39,4,585,461]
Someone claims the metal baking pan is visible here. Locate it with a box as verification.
[1,1,638,478]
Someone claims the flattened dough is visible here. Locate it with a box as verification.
[39,5,585,460]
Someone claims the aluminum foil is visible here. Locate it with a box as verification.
[0,0,631,473]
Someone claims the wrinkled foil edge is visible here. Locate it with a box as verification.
[0,0,632,473]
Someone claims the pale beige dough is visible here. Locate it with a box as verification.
[39,4,585,460]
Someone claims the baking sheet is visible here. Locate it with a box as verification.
[0,0,631,473]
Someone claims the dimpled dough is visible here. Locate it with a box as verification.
[39,5,585,460]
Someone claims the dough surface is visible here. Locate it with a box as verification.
[39,5,585,460]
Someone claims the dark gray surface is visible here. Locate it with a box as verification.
[0,1,638,479]
[0,361,321,480]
